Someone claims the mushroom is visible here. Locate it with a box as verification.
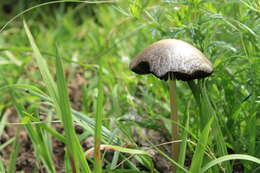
[130,39,213,172]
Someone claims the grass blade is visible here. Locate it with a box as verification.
[7,132,20,173]
[190,117,213,173]
[146,139,189,173]
[201,81,232,172]
[55,46,91,172]
[0,137,15,151]
[94,68,104,172]
[22,112,66,143]
[23,20,91,172]
[189,80,231,172]
[23,20,58,105]
[12,92,56,173]
[177,111,189,173]
[87,144,150,157]
[0,159,5,173]
[201,154,260,173]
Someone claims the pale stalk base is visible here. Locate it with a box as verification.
[169,76,179,173]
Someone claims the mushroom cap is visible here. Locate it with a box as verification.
[130,39,213,81]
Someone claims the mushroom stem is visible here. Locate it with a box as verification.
[169,74,179,173]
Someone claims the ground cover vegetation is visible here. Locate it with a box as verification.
[0,0,259,173]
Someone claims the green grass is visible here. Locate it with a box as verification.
[0,0,259,172]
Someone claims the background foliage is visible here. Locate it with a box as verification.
[0,0,259,172]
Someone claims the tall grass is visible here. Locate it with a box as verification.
[0,0,259,172]
[23,20,91,172]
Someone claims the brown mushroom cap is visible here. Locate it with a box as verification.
[130,39,213,81]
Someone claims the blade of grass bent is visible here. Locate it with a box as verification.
[0,0,116,33]
[23,20,59,106]
[201,154,260,173]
